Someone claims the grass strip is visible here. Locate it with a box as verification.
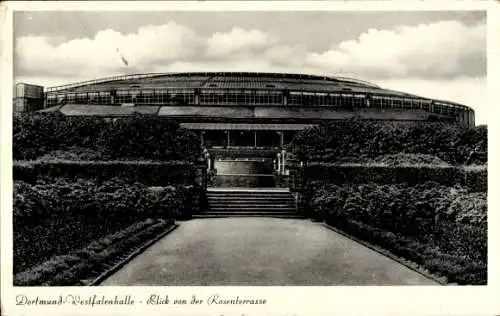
[326,218,486,285]
[14,218,173,286]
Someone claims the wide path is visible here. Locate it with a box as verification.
[102,218,438,286]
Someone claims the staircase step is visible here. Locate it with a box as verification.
[207,191,291,194]
[209,210,295,213]
[207,194,292,199]
[208,202,294,206]
[210,205,295,211]
[207,195,293,201]
[205,208,296,213]
[193,214,306,219]
[207,196,293,199]
[208,191,290,194]
[202,188,298,218]
[209,203,294,207]
[203,214,300,217]
[208,200,295,205]
[209,211,296,214]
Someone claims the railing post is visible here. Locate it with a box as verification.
[195,160,208,190]
[288,159,306,215]
[193,158,209,216]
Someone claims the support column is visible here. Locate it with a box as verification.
[277,153,281,174]
[280,131,284,149]
[254,130,257,148]
[226,130,230,148]
[194,88,200,105]
[200,131,205,148]
[281,150,286,174]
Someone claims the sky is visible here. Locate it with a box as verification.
[13,11,488,124]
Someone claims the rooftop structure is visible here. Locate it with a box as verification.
[15,72,476,187]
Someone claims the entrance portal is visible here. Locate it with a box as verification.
[198,127,301,188]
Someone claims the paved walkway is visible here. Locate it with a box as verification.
[102,218,438,286]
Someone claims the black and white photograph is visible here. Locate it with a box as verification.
[2,1,498,315]
[9,8,489,286]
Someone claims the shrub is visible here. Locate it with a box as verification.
[289,119,487,165]
[306,181,487,284]
[13,178,195,273]
[369,153,449,166]
[38,147,110,161]
[462,166,487,192]
[95,115,200,161]
[13,113,201,161]
[302,163,486,192]
[13,160,198,186]
[445,192,487,225]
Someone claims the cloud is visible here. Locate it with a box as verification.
[205,27,277,58]
[16,21,201,77]
[305,20,486,79]
[14,19,487,124]
[15,19,486,81]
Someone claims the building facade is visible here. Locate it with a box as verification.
[13,83,45,112]
[22,72,477,186]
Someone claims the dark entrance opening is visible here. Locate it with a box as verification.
[230,130,254,147]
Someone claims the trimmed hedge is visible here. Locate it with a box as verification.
[462,166,488,193]
[369,153,450,166]
[13,178,195,273]
[306,182,487,284]
[13,112,201,161]
[13,160,199,186]
[289,119,487,165]
[303,163,487,192]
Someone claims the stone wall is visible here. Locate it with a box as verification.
[213,159,274,175]
[213,174,275,187]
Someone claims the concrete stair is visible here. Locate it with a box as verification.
[194,188,304,218]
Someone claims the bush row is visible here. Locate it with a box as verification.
[14,218,171,286]
[289,119,487,165]
[13,113,201,161]
[301,163,487,192]
[13,178,195,273]
[307,182,487,228]
[305,182,487,284]
[13,160,199,186]
[368,153,450,166]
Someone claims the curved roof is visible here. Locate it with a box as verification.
[45,71,381,93]
[42,71,474,115]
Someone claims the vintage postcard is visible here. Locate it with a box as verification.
[1,1,499,316]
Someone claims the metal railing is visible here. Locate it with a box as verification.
[45,72,381,92]
[45,73,168,92]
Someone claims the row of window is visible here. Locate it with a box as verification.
[48,90,196,105]
[199,90,283,105]
[288,92,366,107]
[45,89,471,118]
[202,130,296,148]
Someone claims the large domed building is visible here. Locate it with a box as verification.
[14,72,476,186]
